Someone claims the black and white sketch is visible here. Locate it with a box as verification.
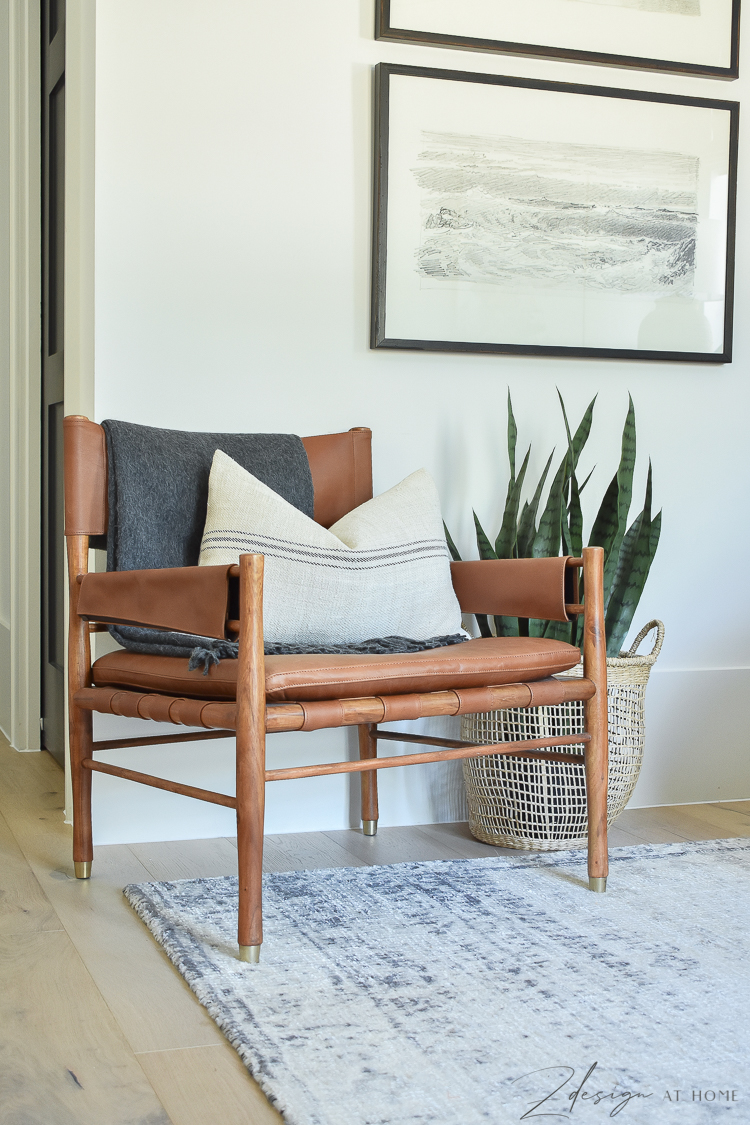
[376,0,739,78]
[371,64,738,362]
[575,0,700,13]
[413,132,699,297]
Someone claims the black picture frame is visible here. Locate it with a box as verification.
[371,63,739,364]
[376,0,741,81]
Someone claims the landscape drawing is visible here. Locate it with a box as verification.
[412,131,699,296]
[571,0,700,13]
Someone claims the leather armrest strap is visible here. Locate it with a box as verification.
[76,565,233,639]
[450,556,571,623]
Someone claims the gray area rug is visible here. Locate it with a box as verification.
[124,840,750,1124]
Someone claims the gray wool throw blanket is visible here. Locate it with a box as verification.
[102,419,466,665]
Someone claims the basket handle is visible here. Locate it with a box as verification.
[624,619,665,660]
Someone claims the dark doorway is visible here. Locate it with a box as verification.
[40,0,66,765]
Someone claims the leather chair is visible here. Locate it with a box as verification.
[64,416,608,962]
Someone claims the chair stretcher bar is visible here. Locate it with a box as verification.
[80,730,589,806]
[73,675,595,735]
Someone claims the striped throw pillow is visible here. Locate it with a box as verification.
[198,450,465,646]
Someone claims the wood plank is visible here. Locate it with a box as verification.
[421,819,647,853]
[36,840,231,1056]
[664,802,750,837]
[607,825,650,847]
[711,800,750,817]
[612,809,688,844]
[262,830,368,873]
[616,805,726,842]
[0,929,169,1125]
[130,837,240,881]
[415,821,519,859]
[138,1044,282,1125]
[0,747,233,1056]
[324,824,468,866]
[0,806,62,937]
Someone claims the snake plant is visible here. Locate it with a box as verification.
[445,391,661,657]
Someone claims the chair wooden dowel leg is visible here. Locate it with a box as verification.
[584,686,608,888]
[68,536,94,879]
[581,546,609,891]
[236,724,265,957]
[236,554,267,961]
[358,724,379,835]
[71,710,94,876]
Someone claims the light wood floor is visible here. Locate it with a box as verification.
[2,734,749,1124]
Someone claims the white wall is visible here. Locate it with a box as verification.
[0,5,12,740]
[89,0,750,843]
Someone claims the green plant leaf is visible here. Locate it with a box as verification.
[561,510,572,557]
[605,508,644,648]
[604,462,659,655]
[532,451,569,558]
[473,511,498,561]
[544,619,574,642]
[495,445,531,559]
[507,389,517,484]
[602,394,637,602]
[494,614,520,637]
[588,471,620,560]
[517,452,554,558]
[568,471,583,557]
[471,509,495,635]
[571,395,597,467]
[617,393,637,531]
[443,521,462,562]
[558,392,586,562]
[475,613,493,638]
[557,390,596,470]
[578,466,595,494]
[649,507,662,561]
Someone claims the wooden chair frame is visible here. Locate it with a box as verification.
[64,416,608,962]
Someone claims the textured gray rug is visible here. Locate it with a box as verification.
[125,839,750,1124]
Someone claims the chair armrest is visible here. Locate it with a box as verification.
[450,557,574,623]
[76,565,234,639]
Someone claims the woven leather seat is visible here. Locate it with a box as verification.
[92,636,581,702]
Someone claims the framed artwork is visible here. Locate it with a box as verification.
[371,64,738,363]
[375,0,741,80]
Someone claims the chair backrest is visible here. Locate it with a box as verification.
[63,417,373,538]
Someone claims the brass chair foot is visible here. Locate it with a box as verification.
[74,861,92,880]
[589,876,607,892]
[239,944,261,963]
[362,819,378,837]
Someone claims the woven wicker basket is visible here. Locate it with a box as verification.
[461,620,664,850]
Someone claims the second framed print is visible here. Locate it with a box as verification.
[371,64,738,363]
[376,0,740,80]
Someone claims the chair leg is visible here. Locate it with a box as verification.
[358,724,379,836]
[236,553,267,962]
[67,536,94,880]
[71,706,93,879]
[236,720,265,962]
[581,545,608,892]
[584,693,608,892]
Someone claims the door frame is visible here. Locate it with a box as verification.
[7,0,94,757]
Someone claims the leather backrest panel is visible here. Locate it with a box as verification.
[302,428,373,527]
[63,416,108,536]
[450,557,571,623]
[64,418,373,536]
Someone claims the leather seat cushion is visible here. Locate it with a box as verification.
[91,637,580,703]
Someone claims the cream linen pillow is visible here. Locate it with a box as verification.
[198,450,465,646]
